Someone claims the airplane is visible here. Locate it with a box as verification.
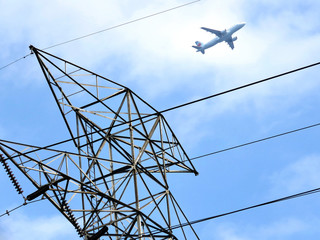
[192,22,246,54]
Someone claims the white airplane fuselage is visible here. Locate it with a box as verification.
[193,22,245,54]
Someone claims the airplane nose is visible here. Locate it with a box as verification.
[240,22,246,27]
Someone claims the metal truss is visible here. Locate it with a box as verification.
[0,46,199,240]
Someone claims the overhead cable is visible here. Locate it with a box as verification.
[0,54,31,71]
[190,121,320,161]
[141,186,320,238]
[107,120,320,183]
[161,61,320,114]
[42,0,200,50]
[3,120,319,188]
[0,197,44,218]
[0,203,26,218]
[1,60,319,160]
[0,0,200,72]
[18,59,320,150]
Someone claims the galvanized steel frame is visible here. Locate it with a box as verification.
[0,46,199,240]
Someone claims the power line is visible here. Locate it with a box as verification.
[108,120,320,183]
[6,58,319,155]
[190,121,320,161]
[0,0,200,72]
[0,53,31,71]
[2,53,320,190]
[3,167,320,237]
[2,102,318,222]
[3,119,319,191]
[0,197,45,218]
[42,0,200,50]
[160,61,320,114]
[4,179,320,238]
[140,186,320,238]
[1,59,319,169]
[2,55,320,225]
[0,203,26,218]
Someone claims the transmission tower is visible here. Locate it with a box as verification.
[0,46,199,239]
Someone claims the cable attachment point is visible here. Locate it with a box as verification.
[0,154,23,195]
[29,45,35,54]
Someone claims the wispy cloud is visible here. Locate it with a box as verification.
[0,212,78,240]
[200,217,310,240]
[1,1,320,239]
[269,154,320,195]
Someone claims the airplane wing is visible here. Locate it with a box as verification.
[201,27,222,37]
[226,38,234,49]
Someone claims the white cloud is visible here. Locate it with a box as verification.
[0,212,78,240]
[1,0,319,164]
[269,155,320,195]
[2,0,320,100]
[200,218,310,240]
[2,2,320,239]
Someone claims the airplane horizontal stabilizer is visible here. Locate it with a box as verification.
[192,46,205,54]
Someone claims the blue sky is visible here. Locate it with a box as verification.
[1,0,320,239]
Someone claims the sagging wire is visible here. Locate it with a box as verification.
[76,120,320,186]
[129,186,320,238]
[42,0,200,50]
[0,0,200,72]
[0,197,45,218]
[0,54,32,71]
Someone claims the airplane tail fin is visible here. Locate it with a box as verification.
[192,41,205,54]
[195,41,203,47]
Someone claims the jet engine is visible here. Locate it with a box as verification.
[232,36,238,41]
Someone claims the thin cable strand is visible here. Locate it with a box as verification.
[0,54,32,71]
[2,120,319,191]
[42,0,200,50]
[161,61,320,113]
[106,121,320,184]
[190,121,320,161]
[0,198,45,218]
[3,57,319,154]
[0,0,200,71]
[139,187,320,238]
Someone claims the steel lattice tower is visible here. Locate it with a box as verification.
[0,46,199,239]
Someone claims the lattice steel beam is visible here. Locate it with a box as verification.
[0,46,199,240]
